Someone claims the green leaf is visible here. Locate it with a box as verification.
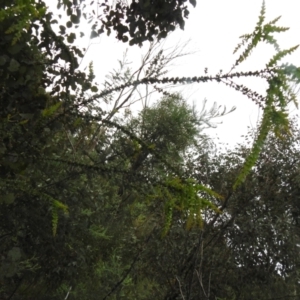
[67,32,76,43]
[8,59,20,72]
[267,45,299,67]
[71,14,80,24]
[53,199,68,212]
[8,247,21,262]
[0,143,6,154]
[0,55,7,66]
[60,50,69,61]
[52,207,58,237]
[42,102,62,117]
[66,7,72,16]
[91,86,98,92]
[59,25,66,34]
[178,19,185,30]
[189,0,196,8]
[122,35,129,43]
[90,30,97,39]
[1,193,15,204]
[158,31,168,39]
[7,44,23,55]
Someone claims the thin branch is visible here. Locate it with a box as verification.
[64,127,76,156]
[196,270,207,299]
[64,286,72,300]
[176,276,186,300]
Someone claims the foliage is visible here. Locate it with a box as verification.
[231,1,299,189]
[57,0,197,46]
[159,120,300,299]
[0,0,299,299]
[0,0,46,44]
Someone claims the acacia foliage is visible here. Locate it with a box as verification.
[0,0,300,299]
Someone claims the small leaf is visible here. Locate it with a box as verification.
[91,86,98,92]
[52,207,58,237]
[42,102,62,117]
[0,55,7,66]
[1,193,15,204]
[178,19,185,30]
[8,247,21,262]
[53,199,68,213]
[67,8,72,16]
[158,31,168,39]
[59,25,66,34]
[122,35,129,43]
[60,50,69,61]
[7,44,23,55]
[67,32,76,44]
[189,0,196,8]
[71,14,80,24]
[90,30,98,39]
[8,59,20,72]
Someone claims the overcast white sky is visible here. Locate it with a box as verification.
[47,0,300,147]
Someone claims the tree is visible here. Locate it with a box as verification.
[0,0,299,299]
[0,3,221,295]
[152,119,300,300]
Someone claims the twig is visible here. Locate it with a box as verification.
[176,276,186,300]
[64,286,72,300]
[196,270,207,299]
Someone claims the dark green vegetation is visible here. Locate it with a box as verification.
[1,0,300,299]
[58,0,197,45]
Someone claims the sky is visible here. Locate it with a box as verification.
[46,0,300,148]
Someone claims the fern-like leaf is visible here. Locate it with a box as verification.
[52,206,59,237]
[267,45,299,68]
[233,98,272,189]
[42,102,62,118]
[52,200,68,237]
